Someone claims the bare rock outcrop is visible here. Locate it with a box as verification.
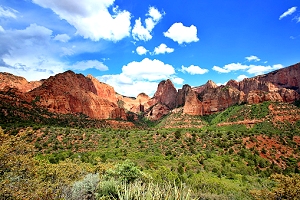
[0,72,42,92]
[145,103,170,121]
[28,71,125,120]
[117,93,151,113]
[153,79,177,109]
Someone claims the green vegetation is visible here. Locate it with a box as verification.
[1,101,300,199]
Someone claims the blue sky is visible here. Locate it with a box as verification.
[0,0,299,97]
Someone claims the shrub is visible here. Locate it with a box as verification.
[69,173,100,200]
[97,179,119,198]
[105,160,144,183]
[175,129,182,139]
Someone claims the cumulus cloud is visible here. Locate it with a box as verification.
[122,58,175,81]
[180,65,209,75]
[172,77,184,84]
[136,46,148,55]
[279,6,297,20]
[69,60,108,71]
[54,34,71,42]
[33,0,131,41]
[164,22,199,44]
[0,23,109,81]
[247,64,283,75]
[213,62,284,76]
[153,43,174,55]
[236,74,248,81]
[212,66,230,73]
[132,6,164,41]
[245,55,260,62]
[0,26,4,33]
[97,58,182,97]
[0,6,18,18]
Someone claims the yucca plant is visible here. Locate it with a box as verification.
[116,181,194,200]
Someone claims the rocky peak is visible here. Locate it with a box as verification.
[153,79,177,109]
[86,74,117,104]
[256,62,300,93]
[226,79,239,89]
[176,84,193,107]
[28,71,126,120]
[0,72,42,93]
[192,80,218,94]
[206,80,218,89]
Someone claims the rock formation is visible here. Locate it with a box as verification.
[144,62,300,119]
[153,79,177,109]
[116,93,151,113]
[1,62,299,121]
[27,71,126,120]
[0,72,42,92]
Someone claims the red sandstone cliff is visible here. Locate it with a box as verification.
[27,71,126,120]
[1,62,299,121]
[0,72,42,93]
[116,93,151,113]
[144,63,300,119]
[153,79,177,109]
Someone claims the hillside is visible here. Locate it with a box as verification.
[1,101,300,199]
[0,63,300,199]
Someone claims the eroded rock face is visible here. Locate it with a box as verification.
[117,93,151,113]
[177,84,192,107]
[87,75,118,104]
[193,80,218,94]
[28,71,125,120]
[0,72,42,92]
[183,88,203,115]
[257,63,300,93]
[200,85,244,114]
[145,103,170,121]
[153,79,177,109]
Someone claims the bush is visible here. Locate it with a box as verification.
[105,160,144,183]
[97,179,119,198]
[69,173,100,200]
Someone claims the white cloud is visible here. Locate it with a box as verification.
[213,63,248,73]
[212,66,230,73]
[33,0,131,41]
[279,6,297,20]
[98,74,159,97]
[164,22,199,44]
[122,58,175,81]
[0,26,4,33]
[136,46,148,55]
[97,58,182,97]
[54,34,71,42]
[153,43,174,55]
[172,77,184,84]
[245,55,260,62]
[247,64,283,75]
[180,65,208,75]
[293,16,300,23]
[0,6,18,19]
[132,18,152,41]
[70,60,108,71]
[0,23,110,81]
[236,74,248,81]
[147,6,163,21]
[213,62,284,76]
[132,6,164,41]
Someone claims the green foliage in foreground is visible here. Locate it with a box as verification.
[1,101,300,199]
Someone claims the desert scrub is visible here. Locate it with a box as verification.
[68,173,100,200]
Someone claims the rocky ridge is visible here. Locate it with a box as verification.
[0,62,299,122]
[144,62,300,119]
